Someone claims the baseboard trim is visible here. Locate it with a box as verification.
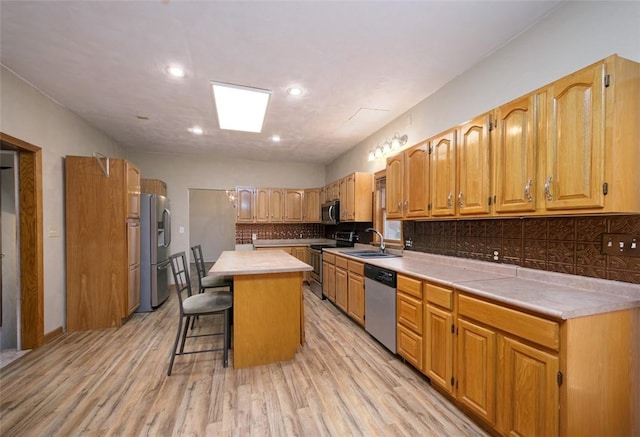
[44,326,64,344]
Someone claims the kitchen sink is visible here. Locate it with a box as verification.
[342,250,401,259]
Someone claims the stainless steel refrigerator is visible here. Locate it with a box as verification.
[137,194,171,312]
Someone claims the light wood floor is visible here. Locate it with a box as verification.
[0,286,488,436]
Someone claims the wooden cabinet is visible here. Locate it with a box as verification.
[386,141,430,219]
[338,172,373,222]
[493,94,538,214]
[236,186,255,222]
[255,188,285,222]
[284,189,304,222]
[430,129,457,217]
[396,274,423,371]
[457,114,492,216]
[322,252,336,303]
[66,156,141,330]
[291,246,309,283]
[303,188,321,222]
[541,55,640,214]
[424,283,455,395]
[335,256,348,312]
[140,178,167,196]
[347,260,365,326]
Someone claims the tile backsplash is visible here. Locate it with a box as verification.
[236,223,324,244]
[403,215,640,284]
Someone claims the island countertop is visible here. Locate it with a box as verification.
[210,249,312,276]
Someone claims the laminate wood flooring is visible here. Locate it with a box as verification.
[1,287,488,436]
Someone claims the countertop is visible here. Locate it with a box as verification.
[324,247,640,320]
[211,249,312,276]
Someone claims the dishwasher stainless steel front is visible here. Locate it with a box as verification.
[364,264,397,354]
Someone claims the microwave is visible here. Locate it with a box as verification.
[321,200,340,225]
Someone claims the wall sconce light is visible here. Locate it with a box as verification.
[225,189,237,208]
[368,132,408,161]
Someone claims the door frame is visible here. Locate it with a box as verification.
[0,132,44,349]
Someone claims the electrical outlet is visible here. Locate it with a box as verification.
[492,250,500,261]
[601,233,640,257]
[405,238,412,248]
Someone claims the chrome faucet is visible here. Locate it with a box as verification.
[365,228,385,253]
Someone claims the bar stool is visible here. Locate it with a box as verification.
[191,244,233,294]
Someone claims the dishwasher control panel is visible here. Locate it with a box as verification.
[364,264,397,288]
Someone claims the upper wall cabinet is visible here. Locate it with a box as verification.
[430,129,457,218]
[303,188,321,223]
[457,114,492,216]
[541,55,640,214]
[493,94,538,214]
[386,141,430,220]
[236,186,256,223]
[284,189,304,222]
[339,172,373,222]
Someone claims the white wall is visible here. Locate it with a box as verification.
[0,66,126,334]
[326,1,640,181]
[189,189,236,262]
[127,150,325,263]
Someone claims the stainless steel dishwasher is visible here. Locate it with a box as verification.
[364,264,397,354]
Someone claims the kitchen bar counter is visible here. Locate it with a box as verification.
[325,248,640,320]
[211,250,312,368]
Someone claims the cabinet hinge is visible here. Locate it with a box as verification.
[451,377,455,386]
[603,182,608,195]
[488,121,493,132]
[451,324,455,334]
[488,196,492,206]
[604,74,611,88]
[557,371,563,386]
[428,145,433,154]
[428,203,432,211]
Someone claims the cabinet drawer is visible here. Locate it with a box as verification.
[323,252,335,264]
[458,294,560,351]
[397,324,423,370]
[335,255,349,269]
[348,260,364,275]
[426,283,453,310]
[397,274,422,298]
[397,292,423,333]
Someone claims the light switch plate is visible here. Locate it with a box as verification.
[601,233,640,257]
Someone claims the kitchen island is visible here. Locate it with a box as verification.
[210,250,312,369]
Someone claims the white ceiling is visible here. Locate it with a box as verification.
[0,1,562,164]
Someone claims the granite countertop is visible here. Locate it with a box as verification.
[211,249,312,276]
[324,247,640,320]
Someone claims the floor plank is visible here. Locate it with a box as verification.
[0,286,488,436]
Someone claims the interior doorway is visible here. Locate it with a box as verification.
[0,132,44,353]
[188,189,236,264]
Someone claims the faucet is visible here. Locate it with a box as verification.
[365,228,385,253]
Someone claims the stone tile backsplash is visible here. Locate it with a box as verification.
[403,215,640,284]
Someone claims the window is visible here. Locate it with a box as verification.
[374,170,402,245]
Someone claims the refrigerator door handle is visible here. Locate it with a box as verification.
[162,208,171,247]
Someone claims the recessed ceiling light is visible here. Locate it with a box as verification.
[166,65,185,78]
[211,81,271,133]
[271,135,281,142]
[287,87,303,96]
[188,126,203,135]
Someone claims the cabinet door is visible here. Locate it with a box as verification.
[494,95,538,213]
[284,189,303,222]
[339,177,348,220]
[347,273,365,326]
[397,292,422,333]
[430,130,456,217]
[323,262,336,302]
[236,187,255,222]
[497,336,559,437]
[255,188,270,222]
[397,324,423,370]
[126,162,141,219]
[405,142,430,218]
[270,189,285,222]
[292,246,309,282]
[303,189,321,222]
[386,154,404,219]
[424,304,454,394]
[457,318,497,425]
[457,114,491,216]
[335,267,348,311]
[544,62,605,210]
[127,221,140,314]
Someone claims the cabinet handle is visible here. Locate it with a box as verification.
[447,192,453,209]
[525,178,533,202]
[544,176,553,201]
[457,191,464,208]
[398,201,402,211]
[404,200,408,212]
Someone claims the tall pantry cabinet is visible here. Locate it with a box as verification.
[65,155,141,331]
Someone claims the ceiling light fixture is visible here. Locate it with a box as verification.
[368,132,409,161]
[287,87,302,96]
[188,126,204,135]
[271,135,281,142]
[211,81,271,133]
[166,65,185,78]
